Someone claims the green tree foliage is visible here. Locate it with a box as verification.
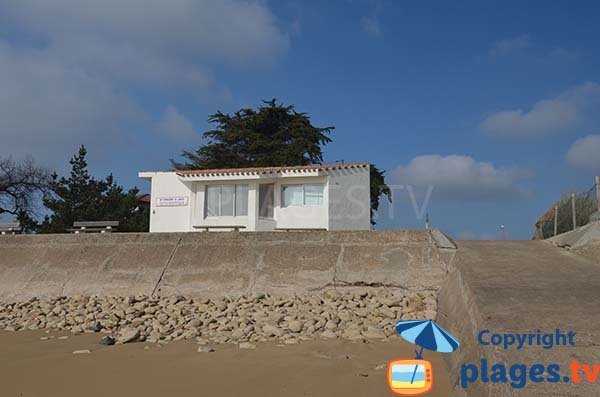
[172,99,334,169]
[172,99,392,225]
[16,209,39,234]
[369,165,392,225]
[39,146,149,233]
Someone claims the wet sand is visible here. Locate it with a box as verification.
[0,330,452,396]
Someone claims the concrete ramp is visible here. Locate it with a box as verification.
[438,241,600,396]
[0,230,452,301]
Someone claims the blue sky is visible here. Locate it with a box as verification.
[2,0,600,239]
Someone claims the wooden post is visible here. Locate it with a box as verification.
[554,205,558,236]
[571,192,577,230]
[596,176,600,212]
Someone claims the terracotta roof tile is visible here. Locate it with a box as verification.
[136,194,151,203]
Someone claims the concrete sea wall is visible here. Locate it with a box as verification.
[3,229,599,396]
[0,230,454,301]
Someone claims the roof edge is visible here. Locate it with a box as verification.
[173,162,370,177]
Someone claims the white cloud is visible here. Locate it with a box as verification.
[362,16,381,37]
[481,82,600,138]
[0,0,288,165]
[566,135,600,169]
[0,41,145,164]
[481,99,579,137]
[1,0,288,67]
[391,155,531,201]
[489,35,532,57]
[160,106,198,143]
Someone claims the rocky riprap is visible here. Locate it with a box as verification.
[0,289,437,346]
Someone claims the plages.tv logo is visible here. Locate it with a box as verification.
[388,359,433,395]
[387,320,460,396]
[461,329,600,390]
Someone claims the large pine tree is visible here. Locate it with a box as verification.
[173,99,391,225]
[172,99,334,169]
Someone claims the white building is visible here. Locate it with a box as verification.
[138,163,371,232]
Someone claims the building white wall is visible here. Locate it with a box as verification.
[327,167,371,230]
[272,176,328,230]
[140,166,371,232]
[143,172,193,233]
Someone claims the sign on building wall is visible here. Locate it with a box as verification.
[156,196,189,207]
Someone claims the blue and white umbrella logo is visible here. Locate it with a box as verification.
[395,319,460,384]
[396,319,460,356]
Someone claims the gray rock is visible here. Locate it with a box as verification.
[118,328,140,344]
[342,328,364,341]
[325,320,337,330]
[378,306,396,319]
[197,345,215,353]
[157,313,168,323]
[362,328,386,339]
[320,330,337,339]
[238,342,256,350]
[70,325,83,334]
[99,335,116,346]
[287,320,303,333]
[0,290,438,347]
[91,322,103,332]
[262,324,283,337]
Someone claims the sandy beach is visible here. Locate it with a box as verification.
[0,330,451,396]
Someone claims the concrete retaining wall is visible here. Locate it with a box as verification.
[0,230,453,301]
[547,220,600,249]
[546,220,600,264]
[571,240,600,264]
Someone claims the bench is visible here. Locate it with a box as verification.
[67,221,119,234]
[0,222,22,235]
[275,228,328,232]
[193,225,246,232]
